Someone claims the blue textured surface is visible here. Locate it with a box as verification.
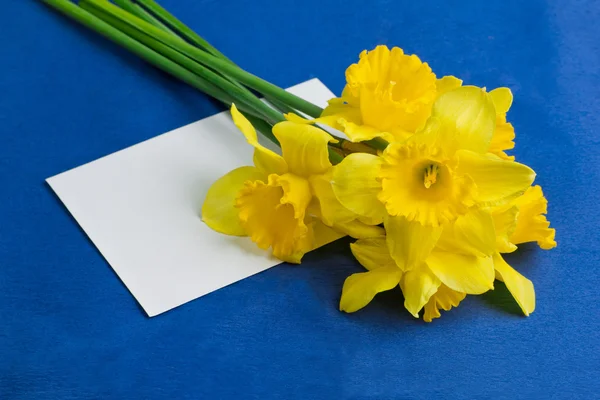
[1,0,599,398]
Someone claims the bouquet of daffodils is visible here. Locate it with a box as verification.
[45,0,556,322]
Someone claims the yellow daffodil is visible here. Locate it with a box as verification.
[339,235,481,321]
[287,45,462,142]
[340,189,556,320]
[332,86,536,273]
[340,231,494,319]
[202,105,382,263]
[287,46,517,149]
[341,207,499,318]
[425,185,555,320]
[484,185,556,314]
[339,184,556,321]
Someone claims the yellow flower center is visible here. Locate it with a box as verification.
[423,163,439,189]
[378,143,477,226]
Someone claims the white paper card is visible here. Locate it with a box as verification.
[48,78,340,317]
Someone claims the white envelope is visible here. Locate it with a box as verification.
[47,78,342,317]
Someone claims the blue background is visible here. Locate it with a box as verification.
[1,0,599,398]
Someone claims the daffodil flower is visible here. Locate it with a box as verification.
[340,236,483,321]
[332,86,536,272]
[425,185,556,320]
[340,207,499,319]
[287,46,518,156]
[202,105,382,263]
[423,185,555,320]
[340,185,556,321]
[287,45,462,143]
[339,231,494,319]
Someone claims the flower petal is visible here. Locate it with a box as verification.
[489,117,515,160]
[283,112,317,125]
[489,87,513,114]
[343,46,438,139]
[492,204,519,253]
[350,238,396,271]
[423,284,466,322]
[493,253,535,316]
[307,194,384,240]
[345,45,392,93]
[285,98,364,138]
[436,208,496,257]
[309,171,357,226]
[236,173,312,263]
[285,102,395,143]
[339,265,402,313]
[321,97,363,123]
[435,75,463,95]
[400,265,441,318]
[427,250,495,294]
[456,150,536,205]
[333,219,385,239]
[272,121,337,177]
[358,49,437,135]
[426,86,497,154]
[320,97,365,137]
[488,87,515,159]
[339,85,360,107]
[338,119,396,142]
[510,186,557,249]
[331,153,386,222]
[310,219,346,250]
[385,216,443,271]
[202,166,266,236]
[274,173,313,219]
[231,104,287,175]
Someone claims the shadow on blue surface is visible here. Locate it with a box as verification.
[480,282,523,317]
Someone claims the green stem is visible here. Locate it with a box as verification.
[133,1,375,157]
[81,4,281,145]
[264,96,298,115]
[43,0,343,163]
[135,0,229,61]
[42,1,220,103]
[132,0,299,116]
[121,0,293,119]
[130,0,345,161]
[81,0,284,126]
[113,0,178,37]
[85,0,324,118]
[42,0,276,143]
